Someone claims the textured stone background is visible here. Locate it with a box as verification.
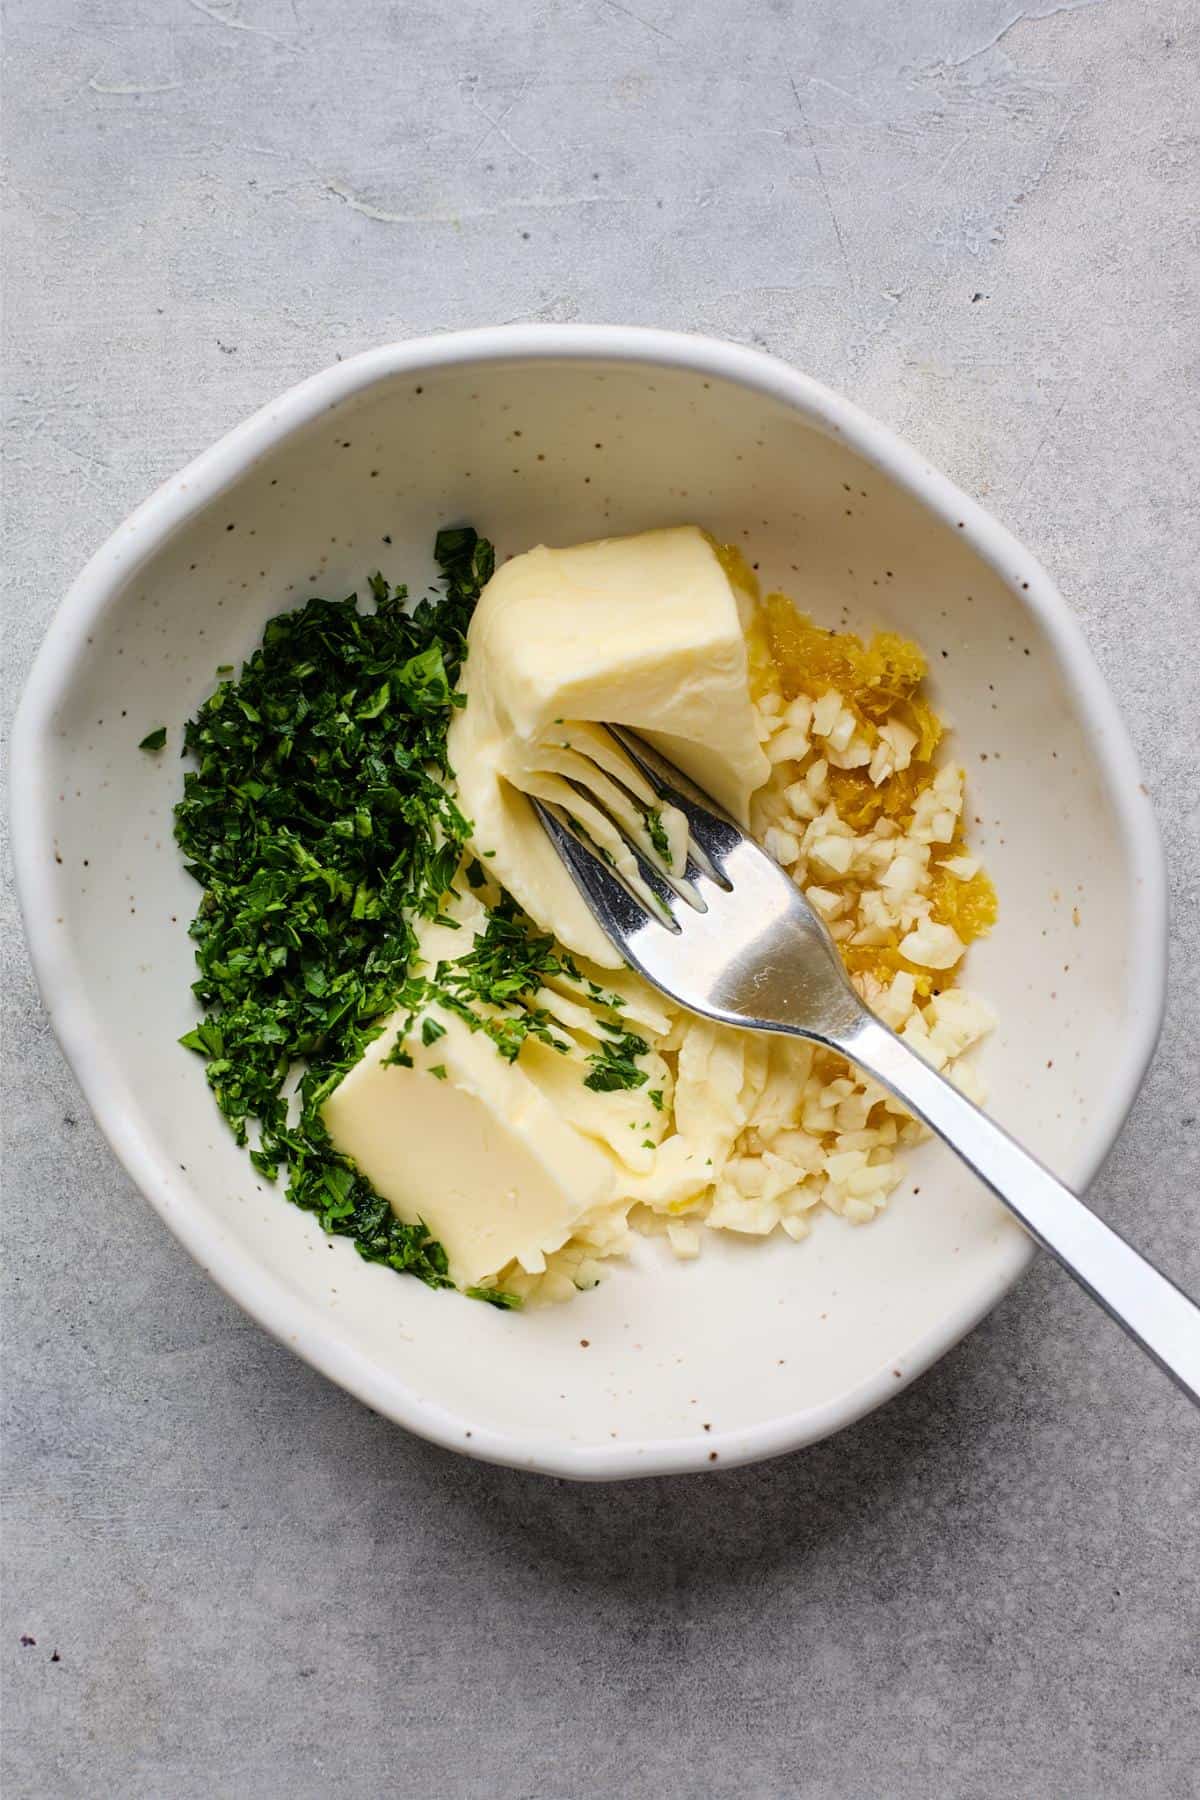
[3,2,1198,1795]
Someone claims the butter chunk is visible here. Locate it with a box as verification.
[449,525,770,966]
[322,1007,618,1290]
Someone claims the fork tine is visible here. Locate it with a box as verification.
[542,738,705,908]
[603,725,739,888]
[530,798,682,938]
[555,772,704,915]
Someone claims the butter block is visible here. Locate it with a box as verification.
[449,526,770,966]
[322,1006,618,1290]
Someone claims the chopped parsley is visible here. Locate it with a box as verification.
[139,726,167,751]
[172,526,514,1298]
[645,807,671,860]
[583,1028,650,1093]
[382,896,585,1067]
[464,1285,523,1310]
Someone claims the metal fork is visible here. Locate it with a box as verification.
[532,726,1200,1406]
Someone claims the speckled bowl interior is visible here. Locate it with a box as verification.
[13,328,1165,1478]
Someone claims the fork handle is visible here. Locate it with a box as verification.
[838,1015,1200,1406]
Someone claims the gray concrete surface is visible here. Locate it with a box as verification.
[3,1,1198,1794]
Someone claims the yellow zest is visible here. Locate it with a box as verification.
[758,589,995,991]
[928,858,998,942]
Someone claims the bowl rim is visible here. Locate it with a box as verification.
[11,324,1168,1480]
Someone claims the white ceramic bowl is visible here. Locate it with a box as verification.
[13,326,1166,1479]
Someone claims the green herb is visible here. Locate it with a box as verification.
[428,1064,447,1081]
[173,526,494,1293]
[420,1017,446,1047]
[433,900,576,1057]
[139,726,167,752]
[382,894,583,1071]
[584,1029,650,1093]
[585,978,624,1009]
[381,1034,415,1070]
[648,1088,664,1111]
[465,1285,523,1310]
[646,807,671,860]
